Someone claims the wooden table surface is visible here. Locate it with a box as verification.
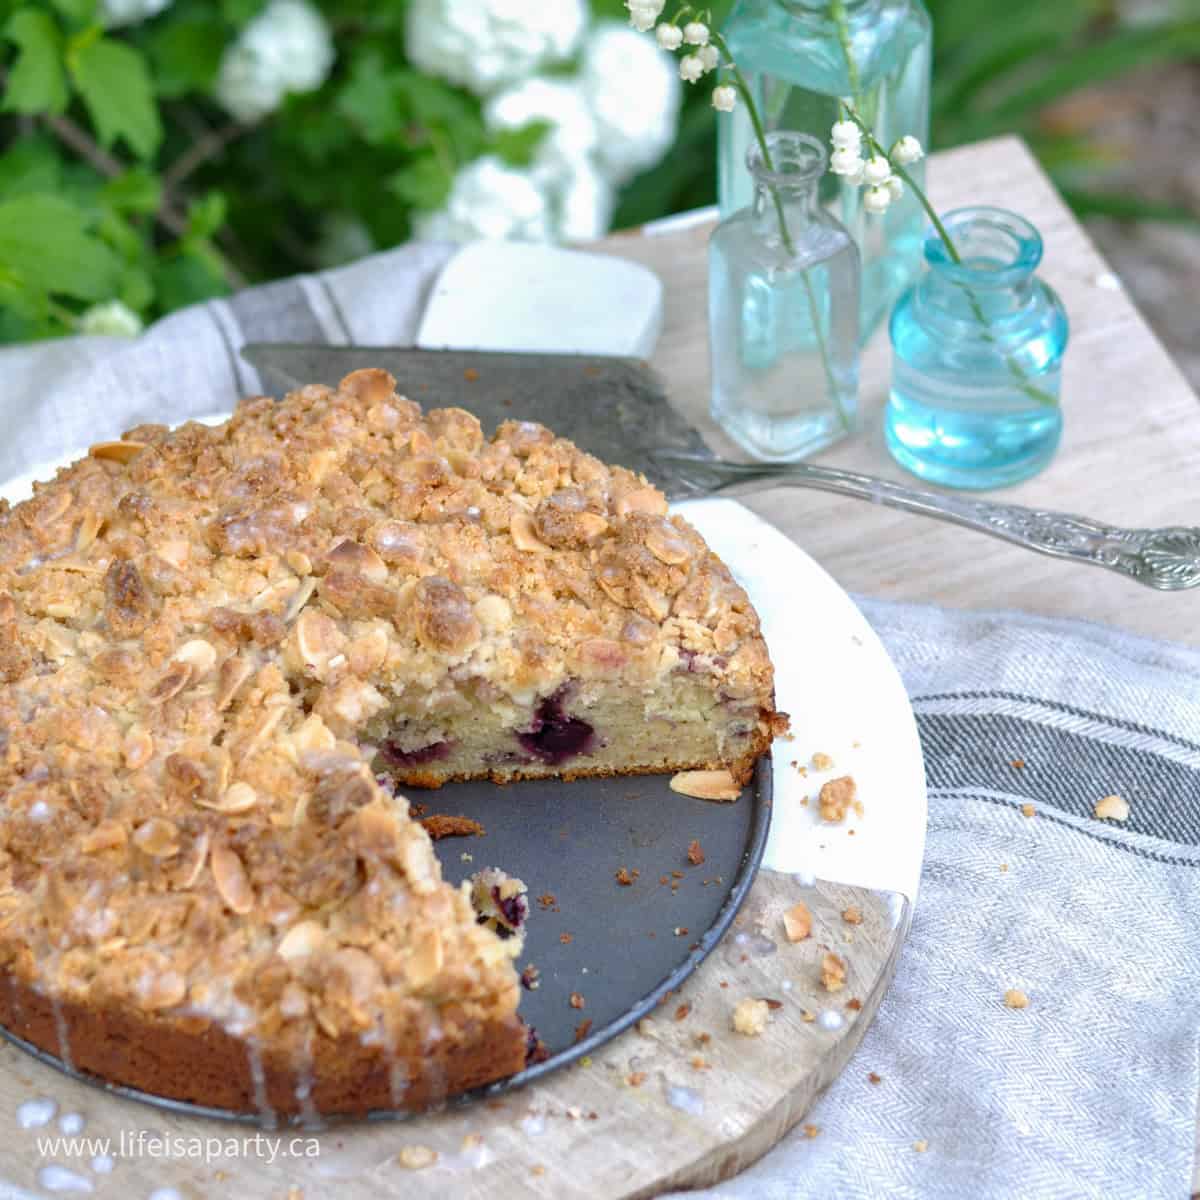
[597,133,1200,1190]
[597,134,1200,649]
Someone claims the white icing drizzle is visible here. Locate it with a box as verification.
[664,1084,704,1116]
[294,1031,322,1130]
[17,1097,58,1128]
[58,1111,84,1135]
[50,996,73,1071]
[245,1039,277,1129]
[35,1165,93,1193]
[519,1112,546,1137]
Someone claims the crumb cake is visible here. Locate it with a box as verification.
[0,368,782,1116]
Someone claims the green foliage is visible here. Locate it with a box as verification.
[3,10,67,113]
[0,0,1193,343]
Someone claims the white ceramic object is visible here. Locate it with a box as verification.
[679,498,927,902]
[415,241,664,359]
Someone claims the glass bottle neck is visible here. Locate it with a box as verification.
[752,179,819,231]
[774,0,883,27]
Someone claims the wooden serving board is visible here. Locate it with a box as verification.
[0,875,905,1199]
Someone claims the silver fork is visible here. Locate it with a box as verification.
[653,452,1200,592]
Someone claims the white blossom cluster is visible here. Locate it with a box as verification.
[829,120,923,215]
[408,5,681,246]
[100,0,172,27]
[215,0,334,123]
[406,0,588,97]
[630,3,736,113]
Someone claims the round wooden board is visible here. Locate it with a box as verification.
[0,872,907,1199]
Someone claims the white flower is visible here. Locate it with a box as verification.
[698,44,721,72]
[830,120,861,151]
[683,21,710,45]
[626,0,663,33]
[886,176,905,203]
[406,0,587,96]
[581,22,682,184]
[485,79,612,242]
[655,23,683,50]
[862,155,893,187]
[215,0,334,122]
[553,156,616,242]
[100,0,171,27]
[863,185,892,215]
[892,135,924,166]
[413,156,552,244]
[486,76,599,171]
[78,301,143,338]
[679,54,705,83]
[829,147,865,177]
[711,85,737,112]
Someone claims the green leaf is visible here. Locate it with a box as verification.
[0,137,64,198]
[101,167,162,215]
[49,0,97,26]
[152,252,227,311]
[146,16,225,97]
[3,9,68,115]
[492,121,551,168]
[0,193,118,300]
[387,155,453,212]
[185,190,227,241]
[68,35,163,159]
[335,50,404,145]
[220,0,267,26]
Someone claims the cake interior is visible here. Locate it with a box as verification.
[367,671,767,787]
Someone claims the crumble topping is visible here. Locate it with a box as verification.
[669,769,741,801]
[0,367,781,1090]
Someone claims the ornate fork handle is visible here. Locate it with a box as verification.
[656,454,1200,591]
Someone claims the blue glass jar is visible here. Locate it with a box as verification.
[717,0,931,339]
[710,131,860,461]
[885,207,1069,490]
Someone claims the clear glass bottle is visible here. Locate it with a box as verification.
[710,131,860,462]
[717,0,931,339]
[885,207,1069,489]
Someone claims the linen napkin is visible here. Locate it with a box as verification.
[671,600,1200,1200]
[2,248,1197,1200]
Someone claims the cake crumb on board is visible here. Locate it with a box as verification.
[811,752,834,770]
[913,1140,929,1153]
[1020,803,1035,818]
[1004,988,1029,1009]
[842,905,863,925]
[419,814,484,840]
[398,1145,438,1169]
[1094,794,1130,821]
[732,997,770,1036]
[687,838,706,865]
[821,952,847,993]
[783,901,812,942]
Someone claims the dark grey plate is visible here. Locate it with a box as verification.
[0,759,771,1125]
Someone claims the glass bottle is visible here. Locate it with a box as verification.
[885,206,1069,489]
[717,0,931,339]
[709,131,860,462]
